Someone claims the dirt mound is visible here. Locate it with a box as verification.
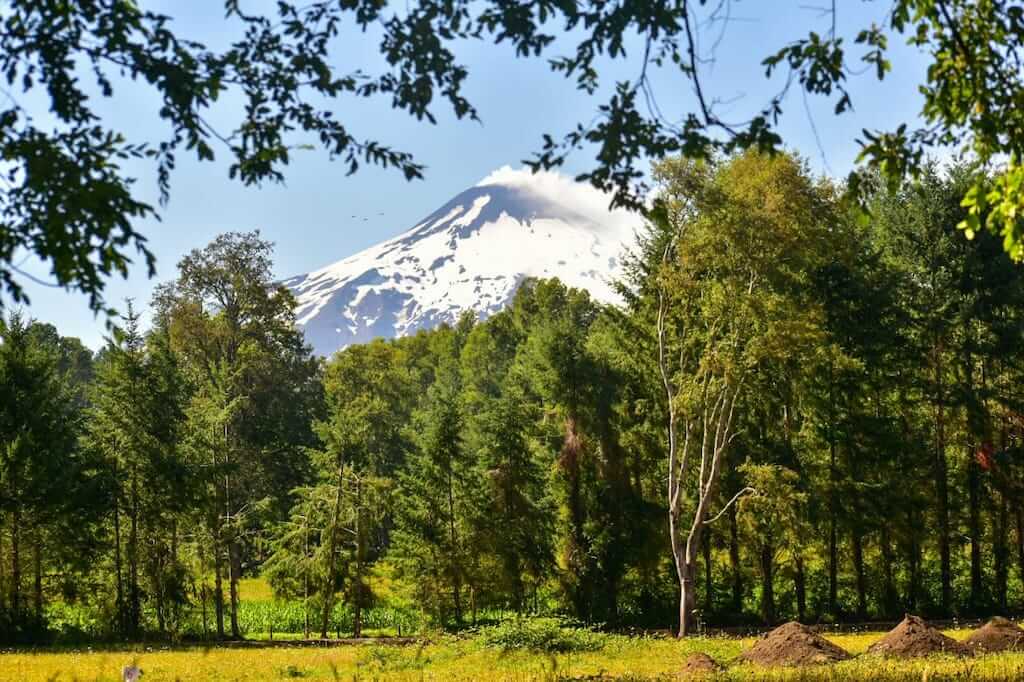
[681,652,722,677]
[739,621,852,667]
[963,617,1024,653]
[866,615,971,658]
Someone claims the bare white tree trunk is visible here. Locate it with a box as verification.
[658,259,751,638]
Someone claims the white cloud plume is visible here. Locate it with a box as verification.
[476,165,642,235]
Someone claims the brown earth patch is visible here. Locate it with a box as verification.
[866,614,971,658]
[963,616,1024,653]
[681,652,722,677]
[738,621,852,667]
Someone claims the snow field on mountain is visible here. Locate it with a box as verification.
[283,167,639,355]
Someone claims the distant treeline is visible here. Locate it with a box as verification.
[3,151,1024,643]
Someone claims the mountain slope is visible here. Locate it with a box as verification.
[282,167,638,356]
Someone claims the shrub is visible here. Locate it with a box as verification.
[44,602,105,641]
[475,617,607,653]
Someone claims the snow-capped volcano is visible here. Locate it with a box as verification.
[282,167,639,356]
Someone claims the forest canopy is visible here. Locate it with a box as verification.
[3,151,1024,643]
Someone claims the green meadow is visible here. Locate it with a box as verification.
[5,625,1024,681]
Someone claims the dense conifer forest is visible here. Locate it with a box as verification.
[4,152,1024,643]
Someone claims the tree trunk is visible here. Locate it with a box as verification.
[673,411,740,634]
[221,427,239,639]
[11,506,21,619]
[827,365,839,616]
[996,413,1011,613]
[170,518,179,630]
[114,498,125,636]
[321,460,345,639]
[303,517,310,639]
[32,531,42,618]
[561,416,589,621]
[229,539,241,638]
[154,521,167,634]
[1016,507,1024,610]
[505,442,525,617]
[880,527,897,618]
[446,465,463,625]
[851,530,867,620]
[794,555,806,622]
[511,559,524,615]
[201,584,209,640]
[995,494,1009,612]
[967,450,983,613]
[703,526,713,614]
[156,586,167,633]
[935,344,952,613]
[129,468,140,636]
[353,478,363,638]
[828,484,839,614]
[671,489,705,636]
[214,529,225,638]
[678,563,697,636]
[964,335,983,614]
[759,542,774,625]
[907,507,921,611]
[897,382,920,613]
[0,517,6,613]
[729,503,742,613]
[605,573,619,628]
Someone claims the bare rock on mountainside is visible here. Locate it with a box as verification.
[738,621,852,667]
[963,617,1024,653]
[866,614,972,658]
[681,652,723,677]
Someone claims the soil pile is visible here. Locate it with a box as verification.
[680,652,722,677]
[866,615,971,658]
[738,621,852,667]
[963,617,1024,653]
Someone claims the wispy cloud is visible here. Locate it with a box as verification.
[476,165,642,234]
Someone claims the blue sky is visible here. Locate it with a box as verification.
[12,1,932,348]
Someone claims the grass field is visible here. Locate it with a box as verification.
[4,627,1024,681]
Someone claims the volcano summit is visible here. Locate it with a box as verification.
[282,167,638,356]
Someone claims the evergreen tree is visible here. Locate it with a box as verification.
[393,323,480,625]
[312,340,411,637]
[84,303,190,636]
[0,313,100,639]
